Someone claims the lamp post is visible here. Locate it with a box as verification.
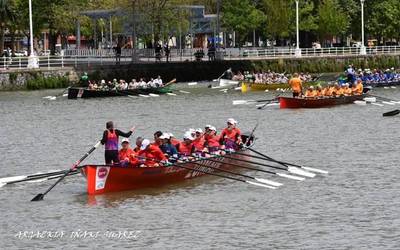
[360,0,366,55]
[27,0,39,68]
[295,0,302,57]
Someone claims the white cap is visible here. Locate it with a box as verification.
[227,118,237,125]
[159,133,171,140]
[140,139,150,150]
[188,128,196,133]
[101,79,106,84]
[209,126,217,131]
[183,132,194,140]
[121,138,130,144]
[195,128,203,133]
[168,133,175,138]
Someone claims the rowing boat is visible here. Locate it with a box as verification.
[240,82,320,92]
[81,134,254,195]
[364,80,400,88]
[67,86,172,99]
[279,94,366,109]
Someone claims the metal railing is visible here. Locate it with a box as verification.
[2,46,400,70]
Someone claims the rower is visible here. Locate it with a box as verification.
[343,83,352,96]
[289,73,303,98]
[315,85,323,97]
[169,133,180,148]
[204,126,221,153]
[100,121,135,164]
[334,83,343,96]
[305,86,316,97]
[322,83,332,96]
[134,137,143,152]
[176,132,195,157]
[153,131,163,147]
[220,118,242,150]
[159,133,178,158]
[118,138,139,167]
[138,139,167,167]
[353,79,364,95]
[193,128,205,152]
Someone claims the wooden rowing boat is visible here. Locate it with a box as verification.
[279,94,366,109]
[81,134,255,195]
[81,151,250,195]
[67,86,172,99]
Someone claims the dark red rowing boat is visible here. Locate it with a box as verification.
[279,94,366,109]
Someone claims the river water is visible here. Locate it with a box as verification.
[0,85,399,249]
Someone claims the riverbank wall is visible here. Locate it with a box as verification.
[0,54,399,90]
[79,55,400,83]
[0,67,78,91]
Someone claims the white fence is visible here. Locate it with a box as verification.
[2,46,400,70]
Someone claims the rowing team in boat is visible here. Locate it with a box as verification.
[100,119,244,168]
[88,76,164,91]
[289,73,363,98]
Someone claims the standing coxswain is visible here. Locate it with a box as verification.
[289,73,303,98]
[100,121,135,164]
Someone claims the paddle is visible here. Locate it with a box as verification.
[245,147,328,174]
[0,169,69,186]
[188,158,282,187]
[0,170,80,188]
[31,141,101,201]
[167,161,276,189]
[219,153,316,178]
[367,94,400,104]
[163,78,177,88]
[257,98,280,110]
[383,109,400,117]
[232,98,277,106]
[205,155,304,181]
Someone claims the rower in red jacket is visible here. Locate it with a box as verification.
[192,128,205,152]
[176,132,195,157]
[220,118,242,150]
[100,121,135,164]
[118,138,139,167]
[138,139,167,167]
[204,126,221,152]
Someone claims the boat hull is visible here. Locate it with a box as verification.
[67,86,172,99]
[279,95,366,109]
[82,152,250,195]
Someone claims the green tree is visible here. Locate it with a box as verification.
[222,0,264,46]
[0,0,16,54]
[317,0,349,46]
[367,0,400,44]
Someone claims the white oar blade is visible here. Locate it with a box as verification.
[139,94,150,98]
[288,167,316,178]
[0,176,27,183]
[364,97,376,103]
[354,100,366,105]
[179,90,190,94]
[246,181,276,189]
[219,88,228,92]
[42,96,52,99]
[49,97,56,101]
[277,173,305,181]
[371,103,384,107]
[149,93,159,97]
[301,166,329,174]
[266,103,279,107]
[233,100,251,105]
[62,93,68,97]
[187,82,197,86]
[0,182,6,188]
[255,178,283,187]
[166,93,177,96]
[382,101,395,105]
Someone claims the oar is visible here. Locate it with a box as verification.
[205,155,304,181]
[367,94,400,103]
[0,169,67,183]
[233,99,276,106]
[383,109,400,117]
[168,161,276,189]
[163,78,177,87]
[257,100,279,110]
[188,158,282,187]
[0,170,78,187]
[220,153,316,178]
[31,141,101,201]
[246,147,328,174]
[179,90,190,94]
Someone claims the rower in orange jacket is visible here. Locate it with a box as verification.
[138,139,167,167]
[353,80,364,95]
[220,118,242,150]
[118,138,139,167]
